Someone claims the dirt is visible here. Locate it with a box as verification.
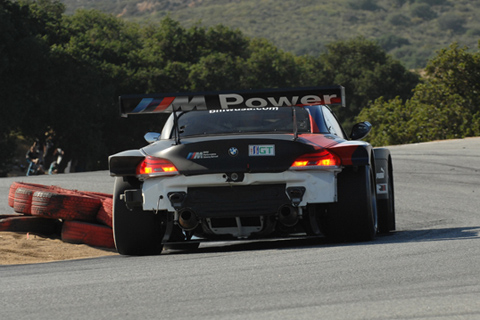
[0,231,118,265]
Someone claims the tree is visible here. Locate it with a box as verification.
[0,0,64,175]
[358,42,480,145]
[319,37,419,130]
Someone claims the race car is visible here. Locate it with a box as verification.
[109,86,395,256]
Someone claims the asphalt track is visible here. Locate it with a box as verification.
[1,138,480,320]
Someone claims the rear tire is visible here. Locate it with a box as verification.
[113,177,166,256]
[377,157,395,233]
[323,165,377,242]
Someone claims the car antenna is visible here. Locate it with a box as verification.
[292,107,298,141]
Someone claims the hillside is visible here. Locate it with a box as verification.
[59,0,480,68]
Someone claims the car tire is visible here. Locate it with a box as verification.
[377,157,395,233]
[323,165,378,242]
[113,177,167,256]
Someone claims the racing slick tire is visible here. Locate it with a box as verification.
[323,165,378,242]
[373,149,396,233]
[113,177,167,256]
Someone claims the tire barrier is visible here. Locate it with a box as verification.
[96,197,113,228]
[31,191,102,221]
[61,220,115,249]
[13,187,36,214]
[8,182,56,208]
[3,182,116,249]
[0,216,61,234]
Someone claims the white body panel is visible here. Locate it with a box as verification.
[142,169,339,212]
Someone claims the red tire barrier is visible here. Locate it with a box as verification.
[0,216,61,235]
[13,187,35,214]
[8,182,22,208]
[96,197,113,227]
[81,191,113,199]
[0,213,25,219]
[8,182,55,208]
[70,191,113,227]
[31,191,101,221]
[61,220,115,249]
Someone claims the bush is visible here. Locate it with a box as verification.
[388,13,410,26]
[347,0,380,11]
[410,3,437,20]
[438,13,465,33]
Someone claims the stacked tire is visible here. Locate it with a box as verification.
[3,182,115,249]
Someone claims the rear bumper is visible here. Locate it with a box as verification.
[141,170,339,214]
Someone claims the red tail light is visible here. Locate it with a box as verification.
[136,156,178,177]
[291,149,341,169]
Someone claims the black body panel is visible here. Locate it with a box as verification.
[183,184,289,218]
[143,135,317,175]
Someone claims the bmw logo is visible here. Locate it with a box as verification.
[228,147,239,157]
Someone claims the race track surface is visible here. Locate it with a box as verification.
[1,138,480,320]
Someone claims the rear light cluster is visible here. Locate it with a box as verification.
[136,156,178,177]
[290,149,341,169]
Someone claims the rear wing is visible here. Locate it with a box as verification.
[119,86,345,117]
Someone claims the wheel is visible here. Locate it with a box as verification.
[323,165,378,242]
[377,156,395,233]
[113,177,167,256]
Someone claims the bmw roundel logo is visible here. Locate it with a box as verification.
[228,147,239,157]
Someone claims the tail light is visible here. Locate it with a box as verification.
[136,156,179,177]
[290,149,341,169]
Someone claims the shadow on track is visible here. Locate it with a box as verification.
[162,226,480,255]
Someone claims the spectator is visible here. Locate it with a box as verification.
[48,148,64,174]
[26,140,45,176]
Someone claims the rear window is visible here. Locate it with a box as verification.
[177,107,311,137]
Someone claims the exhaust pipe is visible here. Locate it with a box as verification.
[177,209,199,231]
[277,205,299,227]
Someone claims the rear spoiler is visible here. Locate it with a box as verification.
[119,86,345,117]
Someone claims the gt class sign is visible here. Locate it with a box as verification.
[249,145,275,156]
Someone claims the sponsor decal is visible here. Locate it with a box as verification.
[218,94,339,109]
[228,147,239,157]
[120,86,345,116]
[249,145,275,156]
[187,151,218,160]
[377,183,388,194]
[209,107,278,113]
[376,167,385,180]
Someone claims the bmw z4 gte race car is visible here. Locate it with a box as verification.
[109,86,395,255]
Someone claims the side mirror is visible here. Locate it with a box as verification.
[144,132,161,144]
[350,121,372,140]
